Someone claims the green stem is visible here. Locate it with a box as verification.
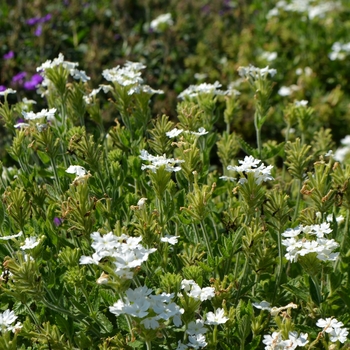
[235,258,249,304]
[25,303,41,330]
[200,220,213,259]
[292,179,302,222]
[272,227,284,305]
[254,112,262,158]
[213,325,218,345]
[146,340,152,350]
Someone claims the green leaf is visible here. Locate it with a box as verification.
[37,150,51,164]
[237,137,258,158]
[281,283,309,302]
[246,335,261,350]
[0,202,5,227]
[96,312,113,334]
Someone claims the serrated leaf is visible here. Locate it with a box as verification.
[96,312,113,334]
[237,137,258,158]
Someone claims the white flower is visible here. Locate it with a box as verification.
[260,51,277,62]
[102,62,145,86]
[161,235,180,245]
[36,53,78,72]
[178,81,227,99]
[137,197,148,208]
[140,149,184,173]
[21,236,40,250]
[238,65,276,79]
[0,88,16,96]
[329,327,349,343]
[14,122,30,129]
[219,176,236,182]
[0,231,23,240]
[0,309,21,333]
[187,320,208,335]
[205,308,229,325]
[190,127,208,136]
[22,108,57,121]
[70,69,90,82]
[176,341,188,350]
[166,128,184,138]
[150,13,174,33]
[278,85,301,96]
[187,334,207,349]
[294,100,308,107]
[252,301,271,311]
[65,165,87,177]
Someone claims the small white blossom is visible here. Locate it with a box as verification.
[205,308,229,325]
[65,165,87,177]
[0,309,22,333]
[161,235,180,245]
[166,128,184,138]
[150,13,174,33]
[21,236,40,250]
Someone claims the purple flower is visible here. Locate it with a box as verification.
[53,217,63,227]
[0,86,6,92]
[41,14,52,22]
[16,118,25,124]
[12,72,27,83]
[3,51,14,60]
[24,74,44,91]
[26,17,40,26]
[34,24,43,37]
[32,74,44,84]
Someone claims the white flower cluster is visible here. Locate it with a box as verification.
[21,108,57,121]
[267,0,341,20]
[220,155,274,185]
[263,330,308,350]
[0,309,22,333]
[178,81,228,99]
[238,65,277,80]
[329,42,350,61]
[316,317,349,343]
[150,13,174,33]
[79,232,156,279]
[165,127,209,138]
[102,61,144,86]
[281,222,339,263]
[37,53,90,82]
[140,149,185,173]
[176,280,228,349]
[102,61,163,96]
[109,286,184,329]
[181,279,215,301]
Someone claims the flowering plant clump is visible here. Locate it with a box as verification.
[1,1,350,348]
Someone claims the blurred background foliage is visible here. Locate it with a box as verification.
[1,0,350,165]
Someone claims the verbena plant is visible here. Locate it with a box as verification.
[0,48,349,350]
